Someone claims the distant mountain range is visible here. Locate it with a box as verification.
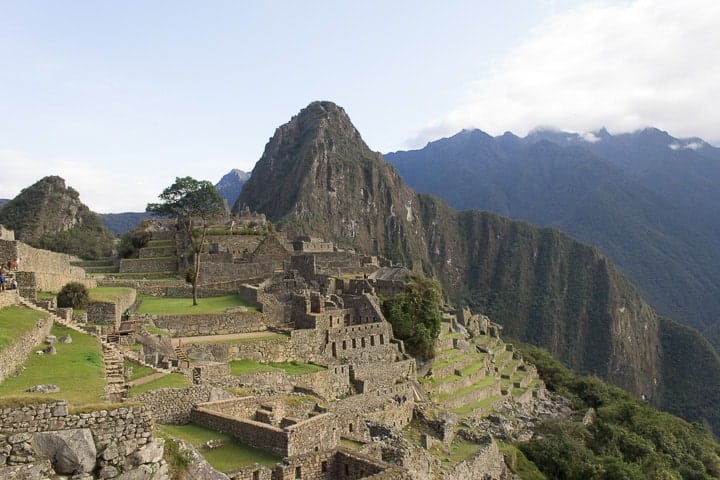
[385,128,720,349]
[97,169,250,235]
[238,101,720,434]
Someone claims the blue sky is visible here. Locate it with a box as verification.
[1,0,718,212]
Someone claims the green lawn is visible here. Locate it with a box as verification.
[0,306,48,350]
[229,359,325,376]
[0,324,105,405]
[136,295,257,315]
[36,291,58,300]
[157,423,280,470]
[124,358,157,381]
[89,287,135,302]
[127,373,190,396]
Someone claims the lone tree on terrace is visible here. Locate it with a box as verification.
[147,177,224,305]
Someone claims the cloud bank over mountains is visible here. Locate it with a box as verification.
[412,0,720,147]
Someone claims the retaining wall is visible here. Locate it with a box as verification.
[0,312,52,383]
[149,311,266,336]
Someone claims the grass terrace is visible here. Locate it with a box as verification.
[0,306,48,350]
[89,286,135,302]
[137,294,257,315]
[124,358,157,382]
[229,359,326,376]
[127,373,190,396]
[157,423,280,471]
[0,324,105,405]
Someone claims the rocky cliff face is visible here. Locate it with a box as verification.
[236,101,720,433]
[215,168,250,209]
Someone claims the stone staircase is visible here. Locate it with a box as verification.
[17,296,86,334]
[17,295,133,402]
[102,341,127,402]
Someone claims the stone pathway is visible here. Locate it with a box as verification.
[126,371,168,388]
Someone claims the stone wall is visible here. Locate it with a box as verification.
[150,311,266,336]
[350,359,416,394]
[135,385,229,424]
[0,313,52,383]
[0,401,162,478]
[447,440,510,480]
[199,261,275,283]
[0,291,18,309]
[184,335,296,363]
[119,257,178,273]
[0,240,96,295]
[334,383,415,440]
[270,449,411,480]
[190,398,339,459]
[294,365,351,400]
[190,407,288,458]
[87,289,136,326]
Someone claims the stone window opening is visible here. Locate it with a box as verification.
[253,471,260,480]
[361,337,366,348]
[342,340,347,350]
[295,466,302,478]
[345,464,350,476]
[321,461,328,472]
[349,423,353,432]
[352,338,356,348]
[380,334,384,345]
[370,335,375,346]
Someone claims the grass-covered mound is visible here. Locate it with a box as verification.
[0,324,105,405]
[516,343,720,480]
[136,294,257,315]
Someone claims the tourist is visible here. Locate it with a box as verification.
[10,279,17,290]
[0,273,5,291]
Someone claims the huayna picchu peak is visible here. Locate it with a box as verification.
[238,101,720,436]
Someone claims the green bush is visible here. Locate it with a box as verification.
[57,282,89,309]
[118,228,152,259]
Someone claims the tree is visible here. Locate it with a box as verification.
[147,177,224,305]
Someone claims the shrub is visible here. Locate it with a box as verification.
[57,282,89,309]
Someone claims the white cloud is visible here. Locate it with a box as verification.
[411,0,720,146]
[0,150,168,213]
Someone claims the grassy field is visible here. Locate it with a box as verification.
[157,423,280,470]
[0,306,48,350]
[0,324,106,405]
[229,359,326,376]
[124,358,157,382]
[136,295,257,315]
[89,286,135,302]
[127,373,190,396]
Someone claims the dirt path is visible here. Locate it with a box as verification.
[171,330,281,346]
[127,371,169,387]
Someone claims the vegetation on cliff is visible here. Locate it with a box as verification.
[381,275,443,359]
[385,128,720,345]
[518,343,720,480]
